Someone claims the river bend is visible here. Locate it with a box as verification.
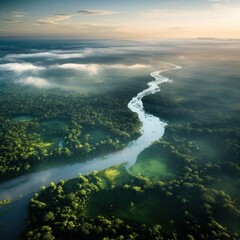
[0,62,181,240]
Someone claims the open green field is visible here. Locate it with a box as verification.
[130,144,176,181]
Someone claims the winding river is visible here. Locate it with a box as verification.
[0,62,181,240]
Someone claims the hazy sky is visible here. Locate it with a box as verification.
[0,0,240,39]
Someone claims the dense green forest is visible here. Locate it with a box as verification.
[23,81,240,239]
[24,163,240,240]
[0,84,141,181]
[1,40,239,239]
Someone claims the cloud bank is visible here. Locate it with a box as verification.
[4,51,85,61]
[58,63,101,75]
[57,63,150,75]
[18,76,50,88]
[3,46,160,62]
[36,14,73,25]
[107,64,150,70]
[0,63,45,72]
[1,46,152,89]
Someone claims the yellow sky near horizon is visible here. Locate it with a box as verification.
[0,1,240,39]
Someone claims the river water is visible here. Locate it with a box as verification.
[0,63,181,240]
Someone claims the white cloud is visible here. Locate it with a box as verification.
[52,53,85,59]
[36,14,73,25]
[36,9,115,26]
[0,63,45,72]
[18,76,50,88]
[4,52,57,60]
[4,47,160,61]
[56,63,150,75]
[58,63,101,75]
[107,64,150,69]
[77,9,116,16]
[4,51,85,61]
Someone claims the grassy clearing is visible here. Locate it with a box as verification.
[34,119,68,150]
[12,115,33,123]
[130,144,176,181]
[130,157,175,180]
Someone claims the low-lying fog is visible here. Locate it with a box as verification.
[0,39,239,94]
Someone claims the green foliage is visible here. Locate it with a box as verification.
[23,166,240,240]
[0,86,141,181]
[2,48,240,239]
[0,198,12,206]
